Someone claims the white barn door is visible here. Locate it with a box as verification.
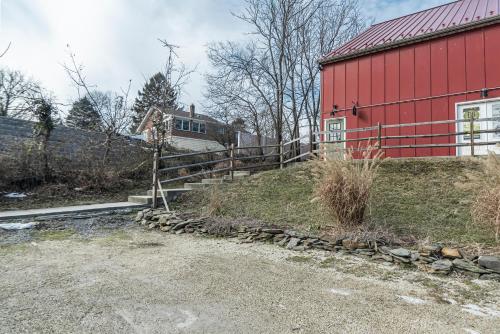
[457,99,500,156]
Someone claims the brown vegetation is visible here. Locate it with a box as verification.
[471,153,500,243]
[312,145,384,229]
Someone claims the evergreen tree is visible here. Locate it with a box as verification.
[66,96,101,131]
[130,72,178,132]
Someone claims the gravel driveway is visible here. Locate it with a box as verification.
[0,218,499,334]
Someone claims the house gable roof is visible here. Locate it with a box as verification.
[320,0,500,65]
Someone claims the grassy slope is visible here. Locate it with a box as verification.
[178,158,496,246]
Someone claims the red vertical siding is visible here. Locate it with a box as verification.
[414,43,432,156]
[430,39,449,156]
[385,50,400,157]
[321,23,500,159]
[371,54,385,150]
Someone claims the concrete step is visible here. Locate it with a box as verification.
[129,188,192,205]
[184,183,210,190]
[201,178,224,184]
[146,188,191,198]
[234,171,251,176]
[222,173,250,181]
[128,195,154,205]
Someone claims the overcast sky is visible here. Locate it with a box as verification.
[0,0,449,115]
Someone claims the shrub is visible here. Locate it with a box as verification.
[312,144,383,228]
[471,153,500,242]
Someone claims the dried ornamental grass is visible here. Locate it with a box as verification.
[312,144,384,228]
[471,153,500,243]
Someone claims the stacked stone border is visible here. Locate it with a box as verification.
[137,208,500,282]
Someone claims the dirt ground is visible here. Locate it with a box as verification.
[0,215,499,334]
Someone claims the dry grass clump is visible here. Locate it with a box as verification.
[312,144,383,228]
[471,153,500,242]
[206,185,224,217]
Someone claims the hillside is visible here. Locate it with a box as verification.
[177,158,497,246]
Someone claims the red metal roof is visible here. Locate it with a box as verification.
[321,0,500,64]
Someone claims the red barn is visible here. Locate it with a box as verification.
[319,0,500,158]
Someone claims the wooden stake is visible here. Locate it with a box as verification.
[152,149,159,209]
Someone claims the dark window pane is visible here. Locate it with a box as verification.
[182,120,190,131]
[199,123,206,133]
[175,119,182,130]
[192,121,199,132]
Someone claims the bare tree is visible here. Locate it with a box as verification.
[0,68,43,118]
[63,47,132,164]
[0,42,11,58]
[147,39,195,153]
[206,0,366,156]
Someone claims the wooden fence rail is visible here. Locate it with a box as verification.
[151,116,498,208]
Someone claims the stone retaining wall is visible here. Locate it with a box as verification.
[138,208,500,282]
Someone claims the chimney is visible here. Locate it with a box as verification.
[189,104,195,118]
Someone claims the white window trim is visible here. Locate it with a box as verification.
[323,117,346,149]
[455,97,500,156]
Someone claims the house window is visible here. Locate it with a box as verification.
[192,121,200,133]
[217,127,225,135]
[199,123,206,134]
[175,119,183,130]
[175,118,190,131]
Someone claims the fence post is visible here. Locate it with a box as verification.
[279,141,284,169]
[470,117,475,157]
[230,143,235,181]
[377,122,382,150]
[152,149,159,209]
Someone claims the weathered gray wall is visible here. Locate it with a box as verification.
[0,116,150,161]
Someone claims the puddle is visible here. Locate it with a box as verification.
[0,211,138,245]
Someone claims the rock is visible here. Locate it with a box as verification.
[410,252,420,262]
[389,248,411,258]
[158,215,170,226]
[273,234,286,243]
[478,256,500,273]
[392,255,411,264]
[135,211,144,222]
[342,240,367,250]
[419,256,437,263]
[418,243,442,256]
[353,249,375,257]
[431,259,452,274]
[172,221,190,231]
[277,237,290,247]
[284,230,300,237]
[261,228,284,234]
[237,225,248,233]
[255,232,274,240]
[286,238,301,249]
[148,222,158,229]
[175,229,185,235]
[160,226,171,232]
[379,246,391,255]
[479,273,500,282]
[441,247,462,259]
[452,259,490,274]
[372,254,393,262]
[293,246,306,251]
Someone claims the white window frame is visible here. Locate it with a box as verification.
[323,117,346,149]
[455,97,500,156]
[192,121,207,134]
[174,117,191,132]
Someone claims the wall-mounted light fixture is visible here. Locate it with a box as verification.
[352,101,359,116]
[481,88,489,98]
[330,104,338,117]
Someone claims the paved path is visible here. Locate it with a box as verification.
[0,202,145,220]
[1,229,499,333]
